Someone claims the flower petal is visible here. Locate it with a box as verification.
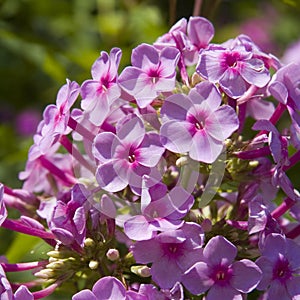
[182,262,213,295]
[205,105,239,141]
[230,259,262,293]
[160,120,193,154]
[203,235,237,266]
[189,130,224,163]
[96,160,129,192]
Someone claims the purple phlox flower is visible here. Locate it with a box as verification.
[81,48,122,125]
[123,176,194,241]
[184,16,214,65]
[268,62,300,125]
[93,113,164,194]
[182,235,262,299]
[252,120,300,201]
[72,276,146,300]
[0,183,7,226]
[0,265,33,300]
[118,43,180,108]
[196,37,271,99]
[131,222,204,289]
[154,17,214,66]
[160,81,239,163]
[48,184,89,246]
[256,233,300,300]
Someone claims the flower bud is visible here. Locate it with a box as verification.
[106,248,120,261]
[131,265,151,278]
[89,260,99,270]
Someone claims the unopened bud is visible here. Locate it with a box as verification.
[84,238,95,248]
[131,265,151,278]
[89,260,99,270]
[106,248,120,261]
[34,269,55,279]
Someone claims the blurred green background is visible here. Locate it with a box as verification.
[0,0,300,298]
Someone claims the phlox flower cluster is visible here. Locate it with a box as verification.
[1,15,300,300]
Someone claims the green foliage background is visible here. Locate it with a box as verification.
[0,0,300,298]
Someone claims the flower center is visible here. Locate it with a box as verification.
[224,51,240,68]
[195,121,204,130]
[128,154,136,163]
[216,270,226,281]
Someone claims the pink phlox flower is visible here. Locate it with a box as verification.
[197,37,271,98]
[81,48,122,125]
[182,235,262,299]
[160,81,239,163]
[154,16,214,66]
[118,43,180,108]
[72,276,145,300]
[131,222,204,289]
[48,184,89,246]
[93,114,164,194]
[123,176,194,241]
[42,79,80,136]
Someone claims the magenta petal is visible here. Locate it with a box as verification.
[205,105,239,141]
[189,130,223,163]
[96,160,129,192]
[117,114,145,146]
[93,132,121,162]
[161,93,192,122]
[182,262,213,295]
[137,133,164,167]
[119,67,157,107]
[131,44,159,69]
[240,59,270,87]
[268,80,288,104]
[92,277,126,300]
[230,259,262,293]
[188,16,214,48]
[124,215,154,241]
[220,68,247,98]
[206,285,242,300]
[72,290,97,300]
[160,120,193,153]
[197,50,226,81]
[14,285,34,300]
[132,239,162,263]
[151,257,182,289]
[260,234,286,262]
[204,236,237,266]
[190,81,221,109]
[157,47,180,77]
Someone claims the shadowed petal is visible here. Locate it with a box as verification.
[230,259,262,293]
